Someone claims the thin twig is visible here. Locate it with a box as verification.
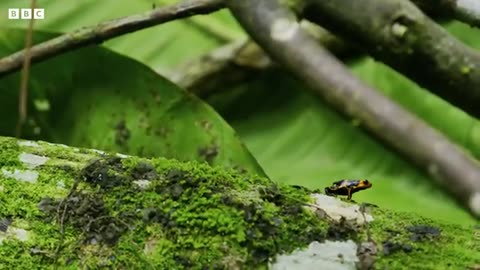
[0,0,224,78]
[16,0,37,137]
[225,0,480,218]
[53,178,80,268]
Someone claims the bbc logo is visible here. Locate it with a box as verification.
[8,8,45,20]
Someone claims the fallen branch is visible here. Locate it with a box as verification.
[225,0,480,218]
[0,0,223,78]
[304,0,480,117]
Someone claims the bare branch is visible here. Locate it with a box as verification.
[0,0,223,78]
[172,22,359,97]
[225,0,480,217]
[412,0,480,27]
[304,0,480,117]
[170,39,268,97]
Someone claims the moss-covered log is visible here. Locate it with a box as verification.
[0,136,478,269]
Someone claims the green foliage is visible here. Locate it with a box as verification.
[0,28,264,175]
[370,207,480,269]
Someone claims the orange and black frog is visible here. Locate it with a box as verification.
[324,179,372,200]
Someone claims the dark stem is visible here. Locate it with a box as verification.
[16,0,37,138]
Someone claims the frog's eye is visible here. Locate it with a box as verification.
[364,180,369,184]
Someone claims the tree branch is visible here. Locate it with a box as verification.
[304,0,480,117]
[225,0,480,218]
[1,0,467,86]
[412,0,480,27]
[171,21,359,97]
[0,0,223,78]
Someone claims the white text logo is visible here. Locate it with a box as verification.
[8,8,45,20]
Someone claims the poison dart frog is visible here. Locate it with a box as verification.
[324,179,372,200]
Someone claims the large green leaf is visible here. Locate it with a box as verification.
[0,28,264,175]
[0,0,244,69]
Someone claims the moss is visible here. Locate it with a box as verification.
[37,164,76,187]
[0,153,330,269]
[368,207,479,269]
[1,141,478,269]
[0,137,22,168]
[0,176,74,268]
[30,142,93,165]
